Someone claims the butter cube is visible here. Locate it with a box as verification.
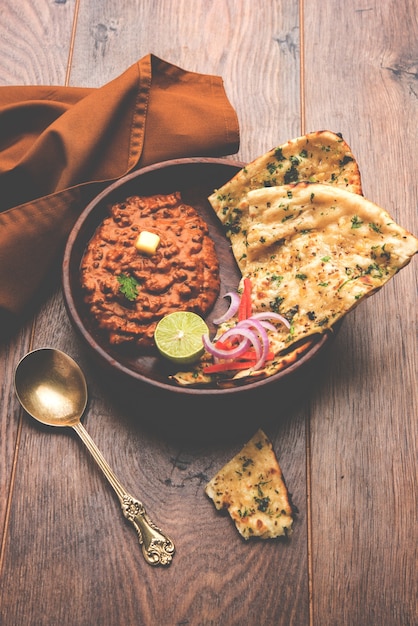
[135,231,160,255]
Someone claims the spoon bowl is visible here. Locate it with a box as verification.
[14,347,87,428]
[14,347,175,566]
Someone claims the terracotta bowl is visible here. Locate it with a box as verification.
[62,157,334,398]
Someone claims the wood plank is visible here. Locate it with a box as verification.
[4,1,415,624]
[69,0,302,161]
[0,1,312,625]
[0,0,76,562]
[0,0,76,86]
[303,2,417,625]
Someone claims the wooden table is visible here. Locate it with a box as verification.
[1,2,416,625]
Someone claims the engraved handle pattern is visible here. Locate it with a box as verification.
[121,495,175,566]
[72,422,175,566]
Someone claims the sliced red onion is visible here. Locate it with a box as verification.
[204,288,291,371]
[213,291,241,325]
[249,311,291,329]
[255,320,277,332]
[237,319,269,369]
[202,330,250,360]
[202,326,264,367]
[203,318,275,371]
[223,326,263,365]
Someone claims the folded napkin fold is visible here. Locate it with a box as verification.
[0,53,239,328]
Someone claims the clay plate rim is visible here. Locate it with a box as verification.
[62,157,333,396]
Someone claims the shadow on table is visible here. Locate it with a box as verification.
[89,334,338,446]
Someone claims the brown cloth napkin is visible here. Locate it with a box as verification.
[0,53,239,327]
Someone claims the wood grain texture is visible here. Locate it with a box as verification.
[70,0,301,161]
[0,1,305,625]
[0,0,76,86]
[303,2,418,625]
[0,0,77,577]
[0,1,417,625]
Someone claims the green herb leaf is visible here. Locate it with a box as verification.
[369,222,382,233]
[351,215,363,229]
[117,274,139,301]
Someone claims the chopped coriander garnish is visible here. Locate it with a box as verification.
[351,215,363,229]
[117,274,139,301]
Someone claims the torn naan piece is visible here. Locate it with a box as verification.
[209,130,363,272]
[240,182,418,351]
[205,429,294,540]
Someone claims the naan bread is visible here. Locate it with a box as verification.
[205,429,294,540]
[172,131,418,387]
[238,182,418,351]
[209,130,362,272]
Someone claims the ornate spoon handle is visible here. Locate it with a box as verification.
[120,493,175,565]
[72,422,175,566]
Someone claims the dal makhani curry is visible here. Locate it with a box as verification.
[80,191,220,350]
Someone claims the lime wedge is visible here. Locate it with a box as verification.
[154,311,209,365]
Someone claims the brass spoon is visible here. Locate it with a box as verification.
[14,347,175,567]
